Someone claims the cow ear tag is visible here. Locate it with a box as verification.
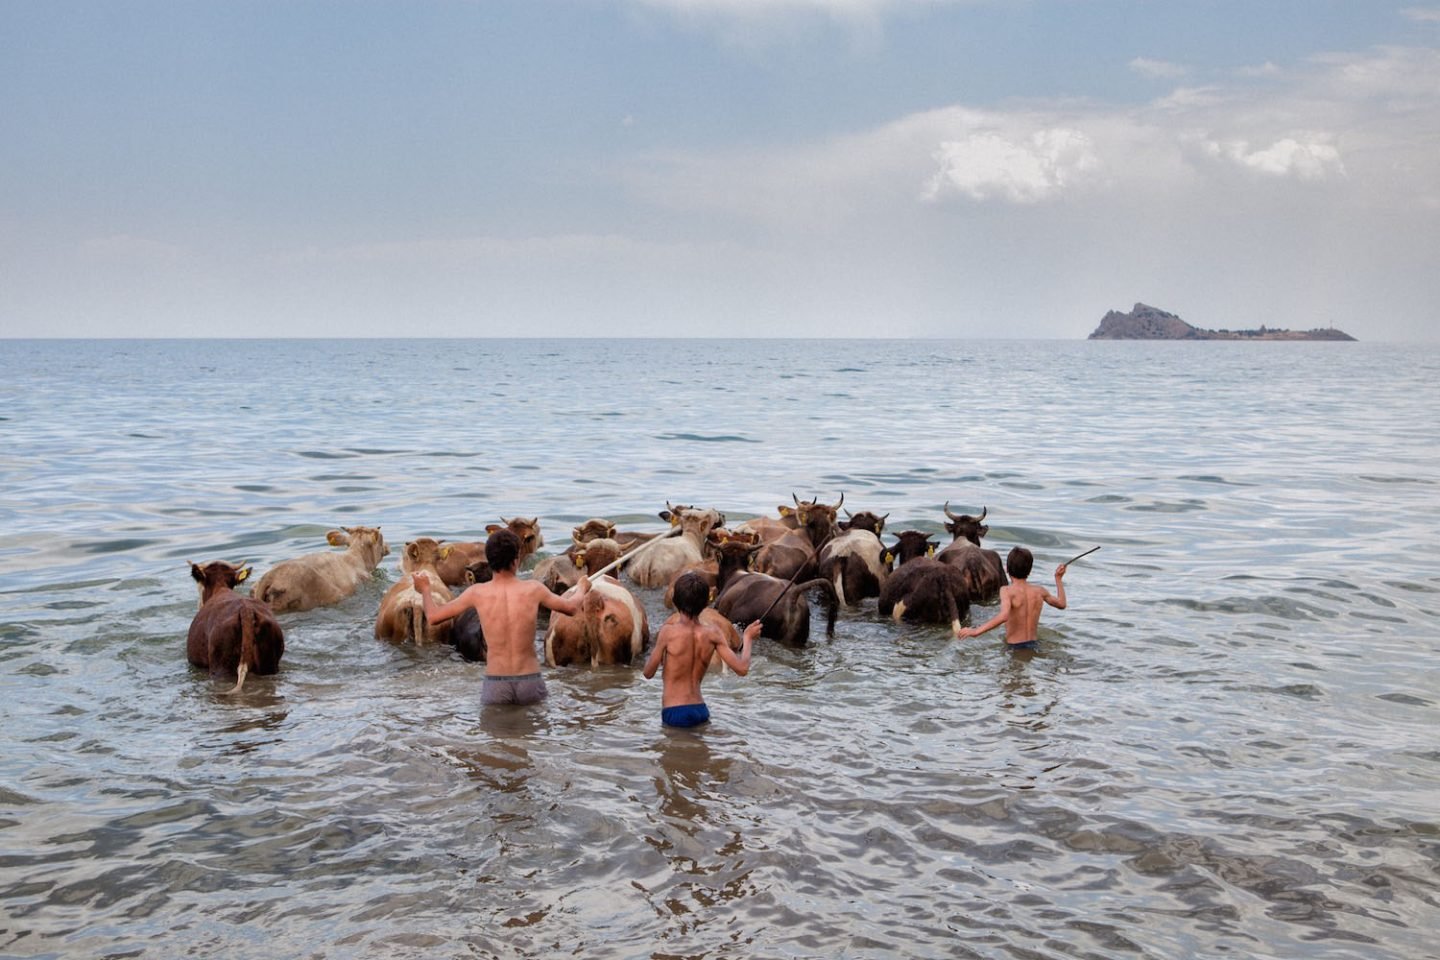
[884,552,893,564]
[926,544,936,557]
[237,567,251,582]
[576,554,587,569]
[440,546,453,560]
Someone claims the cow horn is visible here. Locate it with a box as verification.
[792,492,801,507]
[978,506,987,522]
[944,500,960,521]
[834,492,844,510]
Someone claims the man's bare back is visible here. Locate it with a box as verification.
[955,558,1066,645]
[416,568,590,674]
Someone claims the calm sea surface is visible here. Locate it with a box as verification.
[1,338,1437,959]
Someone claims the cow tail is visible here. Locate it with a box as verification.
[943,590,961,636]
[411,601,426,644]
[831,557,848,608]
[227,608,256,695]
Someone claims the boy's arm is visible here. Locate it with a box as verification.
[956,588,1011,639]
[1044,564,1068,609]
[711,621,760,676]
[538,576,593,617]
[413,572,468,625]
[642,627,667,679]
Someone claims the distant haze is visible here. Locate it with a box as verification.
[2,1,1438,341]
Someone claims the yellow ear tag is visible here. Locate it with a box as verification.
[441,546,453,560]
[927,544,936,557]
[237,567,251,582]
[576,554,587,569]
[884,552,893,564]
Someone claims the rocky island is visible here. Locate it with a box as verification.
[1089,303,1356,341]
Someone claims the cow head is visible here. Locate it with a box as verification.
[792,492,844,544]
[574,538,622,576]
[571,518,617,545]
[403,537,447,573]
[888,531,938,567]
[332,525,388,560]
[661,503,725,540]
[943,503,989,546]
[190,560,251,605]
[840,509,888,536]
[487,517,544,561]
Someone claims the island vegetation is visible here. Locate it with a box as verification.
[1088,303,1356,341]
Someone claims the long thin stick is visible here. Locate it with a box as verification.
[585,526,682,579]
[1062,545,1101,566]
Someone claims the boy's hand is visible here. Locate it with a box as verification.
[576,575,592,594]
[412,571,431,593]
[954,626,975,639]
[743,621,762,643]
[1055,564,1067,581]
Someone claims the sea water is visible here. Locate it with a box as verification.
[1,338,1437,958]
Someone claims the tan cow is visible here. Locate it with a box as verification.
[543,576,650,667]
[624,503,725,589]
[252,526,389,613]
[187,561,285,693]
[376,538,453,644]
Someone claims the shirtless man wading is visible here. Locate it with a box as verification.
[414,528,591,705]
[954,546,1067,651]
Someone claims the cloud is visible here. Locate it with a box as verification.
[1129,56,1188,79]
[925,128,1100,203]
[1401,7,1440,22]
[1201,136,1345,180]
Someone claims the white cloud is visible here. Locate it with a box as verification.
[925,128,1100,203]
[1129,56,1188,79]
[1202,136,1345,180]
[1401,7,1440,22]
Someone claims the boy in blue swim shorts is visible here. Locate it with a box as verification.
[643,572,761,728]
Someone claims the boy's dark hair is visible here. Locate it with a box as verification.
[672,571,710,617]
[486,529,522,572]
[1006,546,1034,580]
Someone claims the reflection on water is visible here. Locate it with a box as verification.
[0,339,1438,958]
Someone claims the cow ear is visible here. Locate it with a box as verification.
[190,562,204,582]
[658,510,673,524]
[406,542,420,562]
[778,505,794,518]
[926,543,936,557]
[236,566,252,583]
[440,546,453,560]
[884,551,894,565]
[575,552,587,570]
[485,524,502,535]
[326,530,348,546]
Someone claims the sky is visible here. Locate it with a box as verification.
[1,0,1437,340]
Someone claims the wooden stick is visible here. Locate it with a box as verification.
[754,561,811,624]
[1062,545,1101,566]
[585,526,682,579]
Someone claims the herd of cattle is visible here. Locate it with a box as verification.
[187,495,1009,692]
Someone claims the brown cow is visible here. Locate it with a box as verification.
[187,561,285,693]
[711,535,838,646]
[734,505,801,544]
[428,540,488,588]
[878,531,970,632]
[936,504,1007,604]
[252,526,389,613]
[661,529,757,609]
[752,493,843,581]
[485,517,544,567]
[376,538,454,644]
[543,576,650,667]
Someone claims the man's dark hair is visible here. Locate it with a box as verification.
[673,571,710,617]
[1006,546,1034,580]
[486,528,522,572]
